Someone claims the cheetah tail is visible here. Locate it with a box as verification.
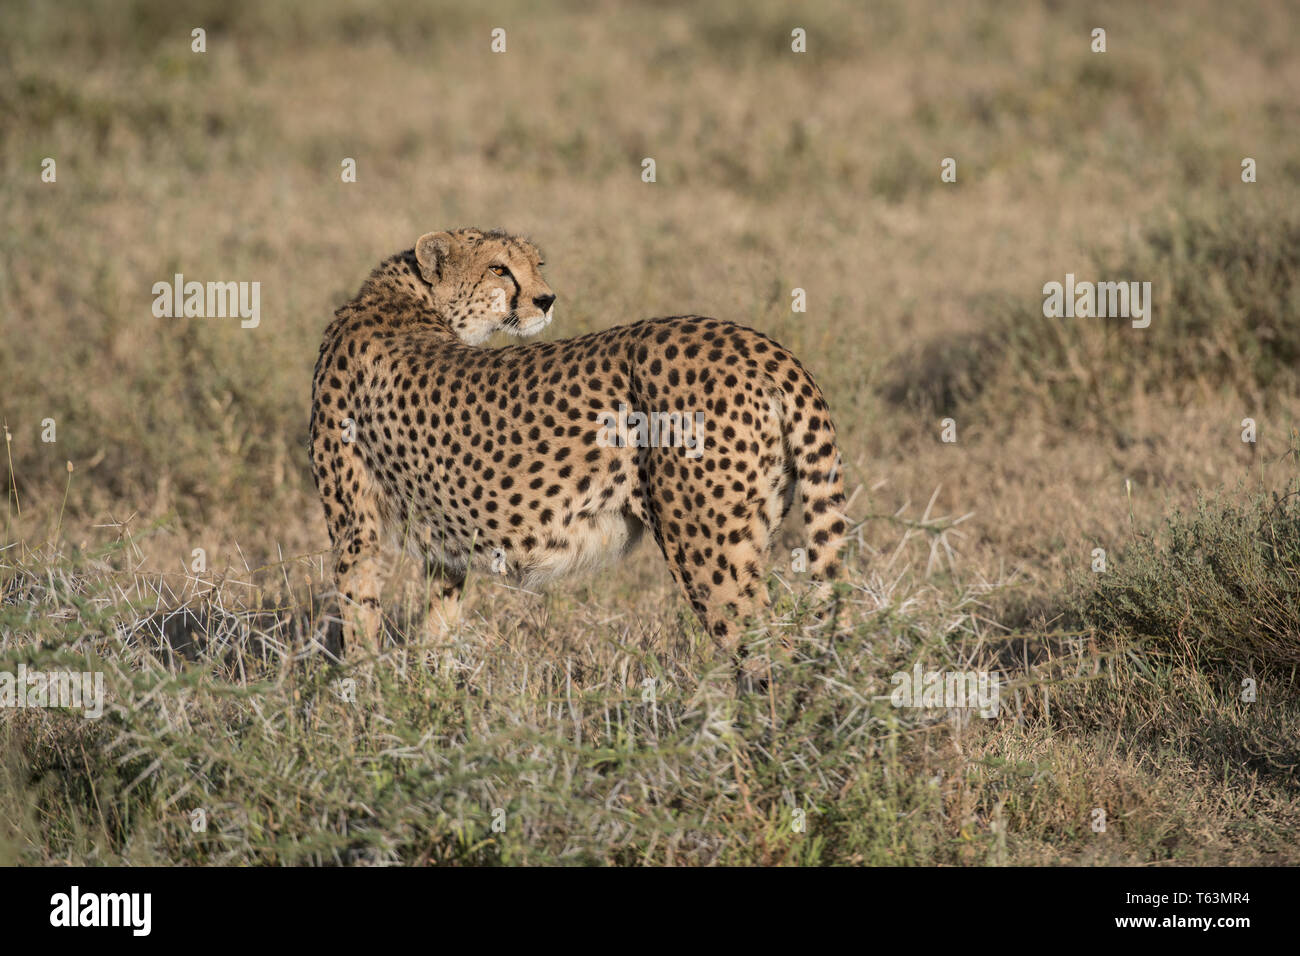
[775,364,849,580]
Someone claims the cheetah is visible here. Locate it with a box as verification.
[310,228,847,663]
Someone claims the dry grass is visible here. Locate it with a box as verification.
[2,0,1299,864]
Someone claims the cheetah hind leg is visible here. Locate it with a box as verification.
[664,540,771,673]
[641,460,774,682]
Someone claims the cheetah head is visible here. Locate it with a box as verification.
[414,228,556,345]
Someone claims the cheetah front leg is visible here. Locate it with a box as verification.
[311,407,388,658]
[336,544,385,656]
[420,559,465,641]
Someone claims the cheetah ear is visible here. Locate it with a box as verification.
[415,231,453,283]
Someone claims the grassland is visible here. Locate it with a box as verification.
[1,0,1299,864]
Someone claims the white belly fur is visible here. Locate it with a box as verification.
[521,511,644,588]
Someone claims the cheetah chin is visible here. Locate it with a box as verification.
[509,307,554,337]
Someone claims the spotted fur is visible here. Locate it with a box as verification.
[310,228,847,660]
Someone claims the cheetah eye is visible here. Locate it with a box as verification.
[489,264,510,277]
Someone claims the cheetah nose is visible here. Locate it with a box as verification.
[534,293,556,313]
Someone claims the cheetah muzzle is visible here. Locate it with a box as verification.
[310,228,848,665]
